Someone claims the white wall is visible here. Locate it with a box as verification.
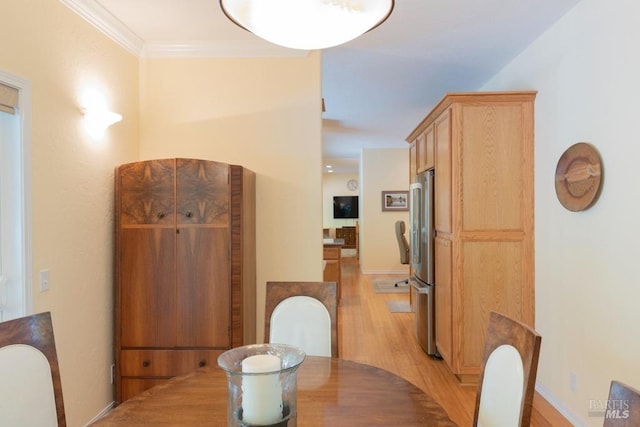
[360,148,410,274]
[482,0,640,424]
[323,173,359,229]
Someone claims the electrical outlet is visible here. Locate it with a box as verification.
[570,372,577,392]
[39,269,50,292]
[110,364,116,384]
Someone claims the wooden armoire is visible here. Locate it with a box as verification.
[114,158,256,403]
[407,91,536,384]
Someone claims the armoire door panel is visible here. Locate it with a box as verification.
[176,227,231,347]
[120,228,176,347]
[176,159,230,226]
[118,159,175,225]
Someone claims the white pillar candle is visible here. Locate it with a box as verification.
[241,354,283,425]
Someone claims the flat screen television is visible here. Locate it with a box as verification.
[333,196,359,219]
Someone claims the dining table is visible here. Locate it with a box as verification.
[92,356,458,426]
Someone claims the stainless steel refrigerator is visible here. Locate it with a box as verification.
[409,169,439,357]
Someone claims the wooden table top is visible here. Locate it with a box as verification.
[92,356,457,426]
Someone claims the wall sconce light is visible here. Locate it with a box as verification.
[81,87,122,139]
[82,108,122,139]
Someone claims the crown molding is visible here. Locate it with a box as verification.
[60,0,310,58]
[142,41,309,58]
[60,0,144,56]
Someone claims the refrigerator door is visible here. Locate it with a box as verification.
[410,170,434,285]
[423,169,434,285]
[409,180,423,274]
[410,278,437,356]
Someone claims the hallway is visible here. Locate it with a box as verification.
[336,256,569,427]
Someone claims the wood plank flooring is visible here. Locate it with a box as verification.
[337,256,571,427]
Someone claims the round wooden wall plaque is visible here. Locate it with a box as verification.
[554,142,603,212]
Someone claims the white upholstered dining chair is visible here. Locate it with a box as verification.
[473,311,542,427]
[0,311,66,426]
[264,281,338,357]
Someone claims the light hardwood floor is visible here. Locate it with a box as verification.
[337,256,572,427]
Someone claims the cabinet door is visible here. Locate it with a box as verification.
[120,228,176,347]
[118,159,176,348]
[176,227,230,347]
[118,160,175,225]
[416,132,426,173]
[176,159,229,226]
[417,126,435,173]
[323,246,341,301]
[434,236,452,365]
[424,125,435,170]
[337,227,356,247]
[434,110,451,233]
[409,142,417,180]
[176,159,231,348]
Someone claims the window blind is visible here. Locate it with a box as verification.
[0,82,18,114]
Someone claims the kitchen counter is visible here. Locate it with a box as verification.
[323,238,345,246]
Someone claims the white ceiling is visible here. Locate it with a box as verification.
[63,0,583,173]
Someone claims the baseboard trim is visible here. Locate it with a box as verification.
[535,384,584,426]
[84,401,115,426]
[362,269,409,275]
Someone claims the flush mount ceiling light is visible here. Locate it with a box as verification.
[219,0,395,50]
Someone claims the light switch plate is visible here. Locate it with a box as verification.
[39,269,50,292]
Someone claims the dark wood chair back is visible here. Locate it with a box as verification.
[264,281,338,357]
[0,311,66,426]
[395,220,410,265]
[603,381,640,426]
[473,311,541,427]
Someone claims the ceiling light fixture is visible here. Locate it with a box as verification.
[219,0,395,50]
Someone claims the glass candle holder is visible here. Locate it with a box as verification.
[218,343,306,427]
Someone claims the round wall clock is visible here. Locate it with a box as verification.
[554,142,603,212]
[346,179,358,191]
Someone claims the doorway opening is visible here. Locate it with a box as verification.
[0,71,32,321]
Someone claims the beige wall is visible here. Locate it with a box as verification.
[8,0,636,425]
[483,0,640,424]
[360,148,410,274]
[2,4,322,423]
[0,1,139,425]
[138,54,324,344]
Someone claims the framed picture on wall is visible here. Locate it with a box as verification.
[381,191,409,211]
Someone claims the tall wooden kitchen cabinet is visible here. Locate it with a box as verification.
[114,158,256,402]
[407,91,536,384]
